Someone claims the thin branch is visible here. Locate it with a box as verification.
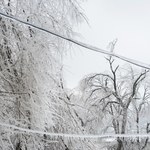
[90,94,112,107]
[0,90,28,95]
[127,70,148,108]
[102,101,120,111]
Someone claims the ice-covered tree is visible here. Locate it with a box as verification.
[0,0,90,149]
[78,57,150,150]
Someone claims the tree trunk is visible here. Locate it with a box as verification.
[121,108,127,134]
[116,108,128,150]
[117,138,123,150]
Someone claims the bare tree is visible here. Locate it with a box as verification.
[79,56,150,150]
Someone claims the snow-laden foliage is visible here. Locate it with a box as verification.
[0,0,97,150]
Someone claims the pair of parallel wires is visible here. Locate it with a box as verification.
[0,11,149,139]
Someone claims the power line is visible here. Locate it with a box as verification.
[0,12,150,140]
[0,122,150,139]
[0,12,150,70]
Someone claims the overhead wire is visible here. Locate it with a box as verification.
[0,122,150,138]
[0,12,150,139]
[0,12,150,70]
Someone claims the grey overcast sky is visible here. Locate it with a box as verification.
[63,0,150,89]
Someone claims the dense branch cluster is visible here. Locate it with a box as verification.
[0,0,98,150]
[77,56,150,149]
[1,1,150,150]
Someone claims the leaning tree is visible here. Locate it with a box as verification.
[0,0,91,149]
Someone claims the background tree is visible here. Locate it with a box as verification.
[78,56,150,150]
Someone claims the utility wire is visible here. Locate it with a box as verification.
[0,13,150,139]
[0,12,150,70]
[0,122,150,139]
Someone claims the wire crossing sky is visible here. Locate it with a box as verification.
[1,3,150,140]
[0,12,150,70]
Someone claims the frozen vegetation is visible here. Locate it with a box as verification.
[0,0,150,150]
